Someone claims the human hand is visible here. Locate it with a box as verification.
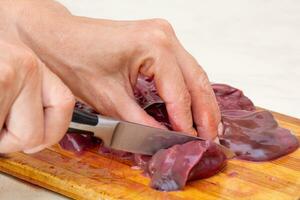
[0,35,75,153]
[13,1,220,139]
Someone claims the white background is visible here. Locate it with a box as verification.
[1,0,299,199]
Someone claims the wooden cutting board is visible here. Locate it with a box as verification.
[0,110,299,200]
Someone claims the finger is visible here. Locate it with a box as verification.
[140,52,197,136]
[25,65,75,153]
[92,80,165,129]
[175,49,220,139]
[0,62,21,153]
[0,60,44,153]
[0,62,18,130]
[0,128,24,153]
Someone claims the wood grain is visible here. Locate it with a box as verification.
[0,110,299,200]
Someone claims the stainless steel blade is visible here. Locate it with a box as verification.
[93,120,235,158]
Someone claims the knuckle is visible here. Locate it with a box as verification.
[64,95,76,110]
[144,19,174,46]
[0,50,39,87]
[149,29,169,46]
[184,92,192,107]
[57,88,76,110]
[0,64,16,87]
[21,52,40,75]
[198,70,209,85]
[150,18,173,33]
[193,68,212,94]
[179,89,192,107]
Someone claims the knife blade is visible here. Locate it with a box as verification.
[68,108,235,158]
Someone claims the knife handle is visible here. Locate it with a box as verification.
[72,108,98,126]
[69,108,119,147]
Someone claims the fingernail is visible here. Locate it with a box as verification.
[213,137,220,144]
[196,126,210,140]
[191,129,198,136]
[217,122,224,136]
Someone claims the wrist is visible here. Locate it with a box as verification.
[13,5,107,99]
[10,1,78,78]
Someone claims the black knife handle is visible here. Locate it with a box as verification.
[72,108,98,126]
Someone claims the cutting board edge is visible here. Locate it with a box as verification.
[0,159,102,200]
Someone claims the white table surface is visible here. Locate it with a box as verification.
[1,0,299,199]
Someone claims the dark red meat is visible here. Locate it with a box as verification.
[188,141,227,180]
[59,76,299,191]
[98,145,133,160]
[147,140,226,191]
[134,76,163,109]
[212,84,299,161]
[59,133,99,154]
[134,76,171,129]
[133,154,152,170]
[212,83,255,111]
[219,110,299,161]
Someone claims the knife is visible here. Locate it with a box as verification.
[68,108,235,158]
